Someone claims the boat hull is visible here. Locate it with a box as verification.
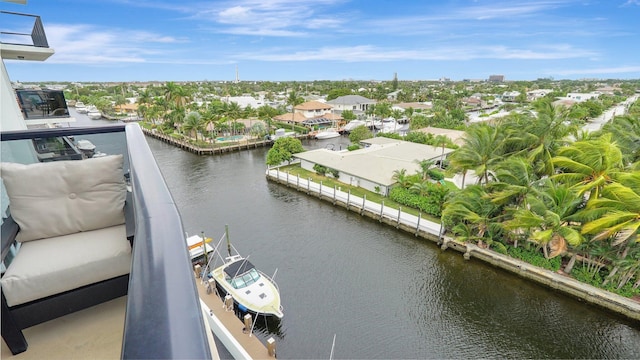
[211,260,283,319]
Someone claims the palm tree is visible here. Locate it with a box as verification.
[576,172,640,283]
[501,101,574,177]
[414,159,434,181]
[409,180,431,197]
[286,90,304,124]
[450,124,504,185]
[403,107,414,122]
[224,101,243,135]
[552,133,624,201]
[600,115,640,166]
[164,82,190,110]
[487,156,540,207]
[442,185,503,247]
[258,105,279,137]
[182,111,203,141]
[138,89,152,108]
[433,135,449,169]
[365,104,376,120]
[503,179,584,259]
[391,169,411,188]
[374,102,392,119]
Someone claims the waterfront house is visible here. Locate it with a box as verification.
[526,89,553,101]
[295,100,333,118]
[566,92,600,102]
[501,91,520,102]
[387,90,402,101]
[293,137,453,196]
[326,95,376,115]
[274,100,341,128]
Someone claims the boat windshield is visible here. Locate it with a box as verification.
[229,268,261,289]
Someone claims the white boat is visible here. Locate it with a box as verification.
[76,138,95,154]
[86,105,102,119]
[186,233,214,263]
[75,101,87,113]
[203,228,284,319]
[380,118,398,133]
[365,119,382,129]
[315,128,340,139]
[343,120,366,132]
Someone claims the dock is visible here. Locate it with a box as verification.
[195,276,276,359]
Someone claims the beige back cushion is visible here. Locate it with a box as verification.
[1,155,126,242]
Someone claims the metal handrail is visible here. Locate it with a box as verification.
[122,124,212,359]
[0,11,49,47]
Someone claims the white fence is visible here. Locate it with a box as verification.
[266,168,443,238]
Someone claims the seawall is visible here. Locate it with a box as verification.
[266,167,640,322]
[142,127,272,155]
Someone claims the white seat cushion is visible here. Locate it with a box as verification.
[0,155,127,242]
[1,225,131,307]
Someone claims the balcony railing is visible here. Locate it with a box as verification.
[0,11,49,48]
[0,125,212,359]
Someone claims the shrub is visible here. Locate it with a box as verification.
[347,144,360,151]
[313,164,327,176]
[427,169,444,181]
[330,168,340,178]
[506,246,562,271]
[389,185,448,216]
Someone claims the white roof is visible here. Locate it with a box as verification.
[294,138,453,186]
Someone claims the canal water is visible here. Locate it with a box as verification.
[75,111,640,359]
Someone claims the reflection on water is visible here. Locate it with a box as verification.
[72,110,640,358]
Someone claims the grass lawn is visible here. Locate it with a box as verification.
[277,163,441,223]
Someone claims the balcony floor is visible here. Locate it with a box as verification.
[1,296,125,359]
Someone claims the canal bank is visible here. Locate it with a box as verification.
[266,167,640,322]
[142,127,273,155]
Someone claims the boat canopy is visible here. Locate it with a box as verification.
[224,259,255,277]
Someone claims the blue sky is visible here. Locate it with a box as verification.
[2,0,640,82]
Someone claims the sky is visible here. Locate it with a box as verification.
[2,0,640,82]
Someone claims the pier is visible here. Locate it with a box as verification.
[195,273,275,359]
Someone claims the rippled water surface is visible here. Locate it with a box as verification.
[79,112,640,358]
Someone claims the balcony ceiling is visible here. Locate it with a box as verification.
[1,43,54,61]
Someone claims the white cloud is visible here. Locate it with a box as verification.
[237,43,595,62]
[192,0,347,37]
[456,0,574,20]
[44,24,186,64]
[551,65,640,75]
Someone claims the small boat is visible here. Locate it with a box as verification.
[75,139,97,158]
[343,120,366,133]
[365,119,382,129]
[315,128,340,139]
[186,233,214,264]
[380,118,398,133]
[75,101,87,114]
[202,226,283,319]
[86,106,102,119]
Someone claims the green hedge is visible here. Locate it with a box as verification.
[506,246,562,271]
[389,186,447,216]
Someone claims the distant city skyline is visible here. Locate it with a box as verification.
[2,0,640,82]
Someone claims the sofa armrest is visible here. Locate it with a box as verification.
[124,190,135,242]
[1,213,19,262]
